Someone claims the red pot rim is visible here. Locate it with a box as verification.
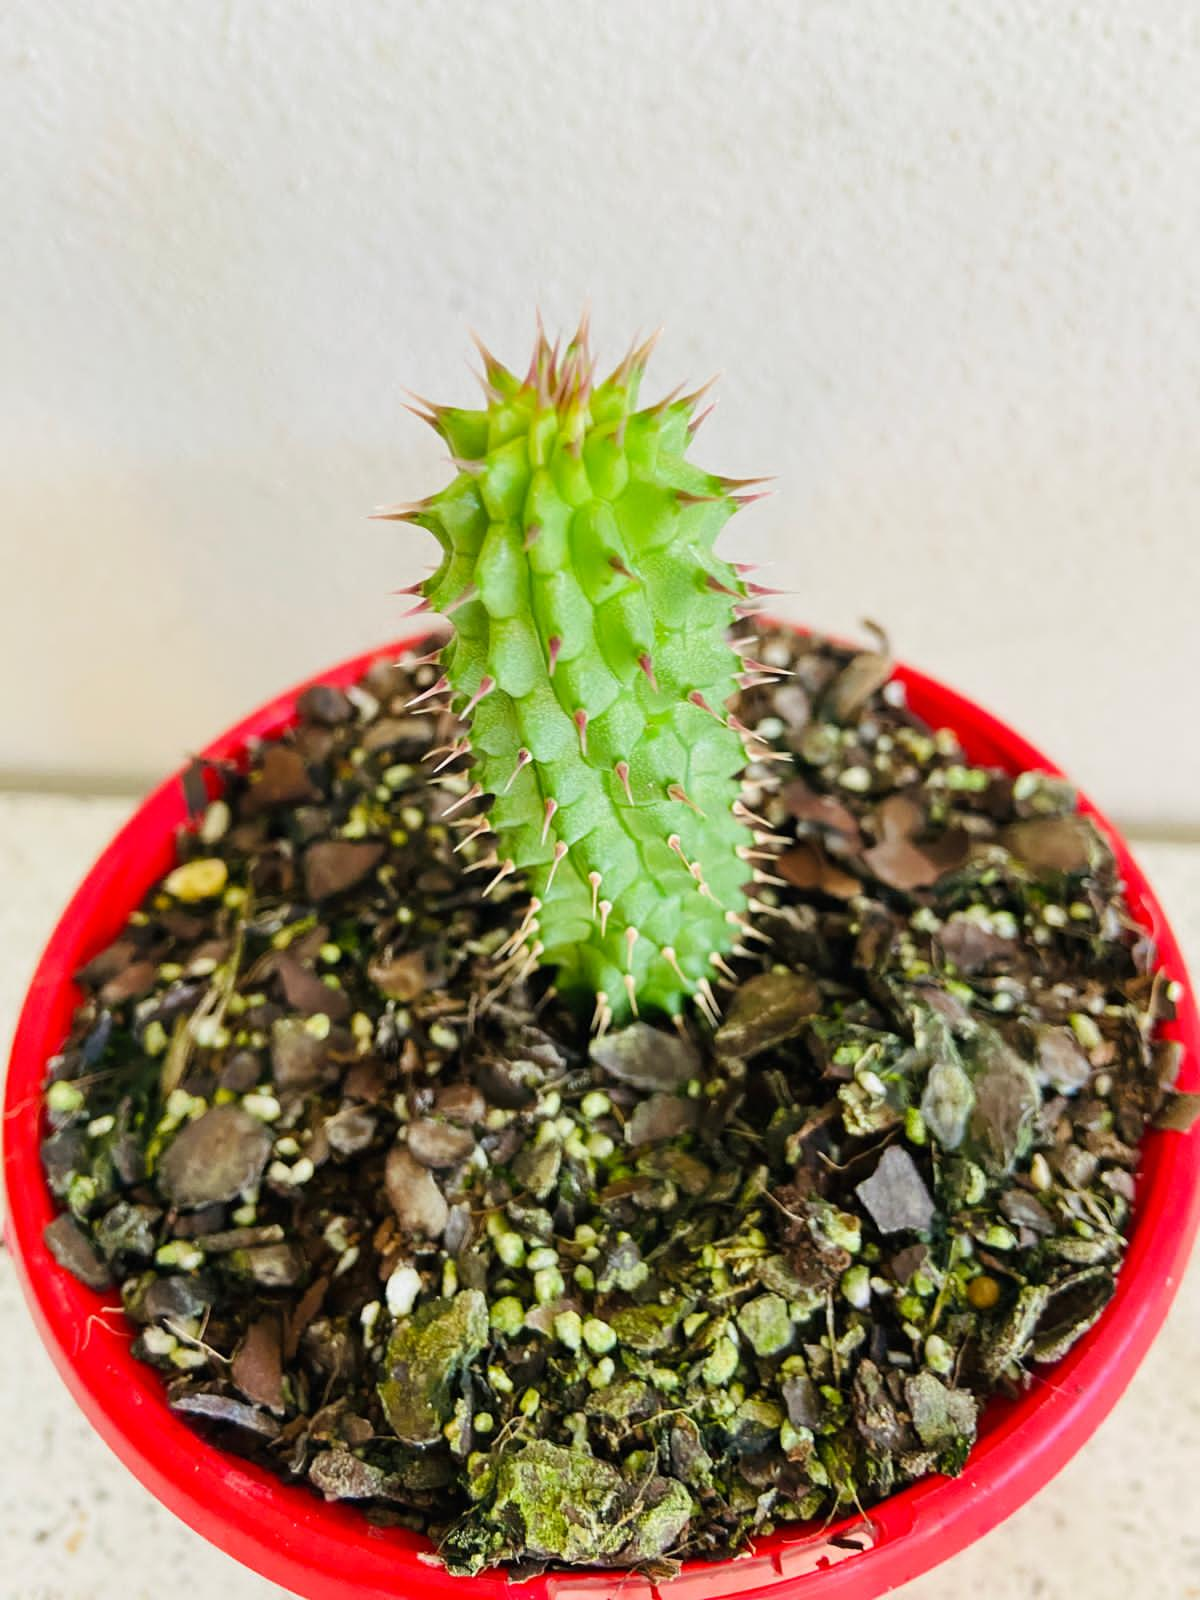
[5,630,1199,1600]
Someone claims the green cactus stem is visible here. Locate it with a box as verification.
[380,319,772,1024]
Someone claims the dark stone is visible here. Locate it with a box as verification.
[270,1017,332,1091]
[303,840,386,901]
[590,1023,701,1090]
[624,1093,700,1147]
[324,1105,378,1157]
[232,1243,307,1287]
[714,971,821,1060]
[385,1146,449,1239]
[367,949,428,1001]
[141,1272,216,1324]
[157,1106,272,1208]
[781,1374,822,1429]
[232,1316,285,1411]
[99,960,158,1008]
[40,1129,88,1197]
[434,1083,486,1126]
[94,1201,162,1261]
[310,1449,394,1501]
[220,1049,263,1094]
[1002,815,1104,876]
[406,1119,476,1169]
[43,1215,112,1290]
[250,745,319,809]
[274,953,351,1021]
[170,1390,282,1439]
[297,684,354,725]
[361,715,431,753]
[855,1146,935,1235]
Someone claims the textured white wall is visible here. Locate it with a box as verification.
[3,1,1199,823]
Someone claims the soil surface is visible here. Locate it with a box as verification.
[38,625,1191,1578]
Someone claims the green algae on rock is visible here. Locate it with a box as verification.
[379,1290,488,1445]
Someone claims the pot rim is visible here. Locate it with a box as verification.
[5,626,1199,1600]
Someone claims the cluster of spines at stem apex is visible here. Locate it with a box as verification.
[376,315,783,1024]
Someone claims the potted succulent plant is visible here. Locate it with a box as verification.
[5,321,1200,1599]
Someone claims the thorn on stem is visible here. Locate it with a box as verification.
[697,977,722,1020]
[686,400,718,436]
[371,499,433,524]
[429,738,470,774]
[540,797,558,845]
[733,798,774,829]
[687,690,726,722]
[463,675,495,716]
[592,990,612,1038]
[547,635,562,676]
[637,654,658,692]
[544,840,568,890]
[501,748,533,793]
[614,760,633,803]
[598,899,612,937]
[726,909,772,945]
[661,946,692,990]
[482,859,516,898]
[623,973,639,1017]
[442,781,483,818]
[705,574,744,599]
[588,870,602,917]
[464,851,499,875]
[513,940,544,984]
[573,708,589,756]
[667,782,704,816]
[406,675,451,709]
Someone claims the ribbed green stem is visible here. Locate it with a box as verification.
[384,322,761,1021]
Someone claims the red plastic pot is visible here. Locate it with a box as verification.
[5,631,1199,1600]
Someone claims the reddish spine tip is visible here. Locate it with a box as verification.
[442,781,483,818]
[547,635,562,676]
[686,400,718,436]
[573,708,589,756]
[614,760,633,803]
[501,748,533,793]
[540,797,558,845]
[705,573,743,599]
[637,654,659,692]
[524,522,542,550]
[667,782,704,816]
[463,675,495,716]
[405,674,451,709]
[544,839,569,890]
